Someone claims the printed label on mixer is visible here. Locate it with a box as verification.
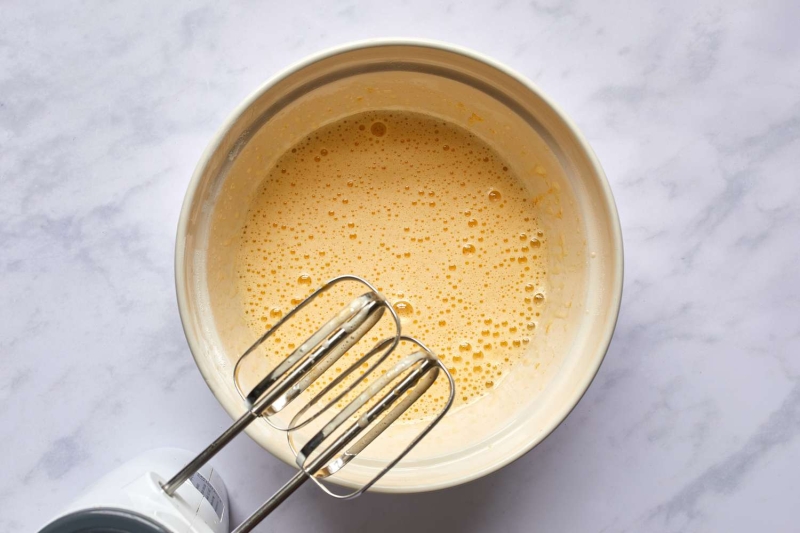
[189,472,224,520]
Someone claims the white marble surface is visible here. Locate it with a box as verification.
[2,1,799,531]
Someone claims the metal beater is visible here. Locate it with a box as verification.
[161,275,455,533]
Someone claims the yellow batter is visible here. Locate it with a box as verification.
[237,110,548,412]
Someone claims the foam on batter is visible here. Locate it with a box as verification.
[236,110,548,414]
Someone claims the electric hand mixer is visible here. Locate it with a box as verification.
[40,276,455,533]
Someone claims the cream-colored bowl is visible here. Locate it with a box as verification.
[175,39,623,493]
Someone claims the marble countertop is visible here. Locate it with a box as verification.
[2,1,799,531]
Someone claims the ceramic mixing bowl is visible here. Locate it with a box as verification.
[175,39,623,492]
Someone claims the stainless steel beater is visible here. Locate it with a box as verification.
[161,275,455,533]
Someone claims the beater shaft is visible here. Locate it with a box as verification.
[161,410,256,496]
[232,471,307,533]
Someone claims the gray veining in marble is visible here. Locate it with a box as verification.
[1,1,799,531]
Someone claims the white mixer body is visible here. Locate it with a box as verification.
[39,448,229,533]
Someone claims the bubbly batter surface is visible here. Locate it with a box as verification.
[237,111,548,411]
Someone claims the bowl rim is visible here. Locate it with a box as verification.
[174,37,624,493]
